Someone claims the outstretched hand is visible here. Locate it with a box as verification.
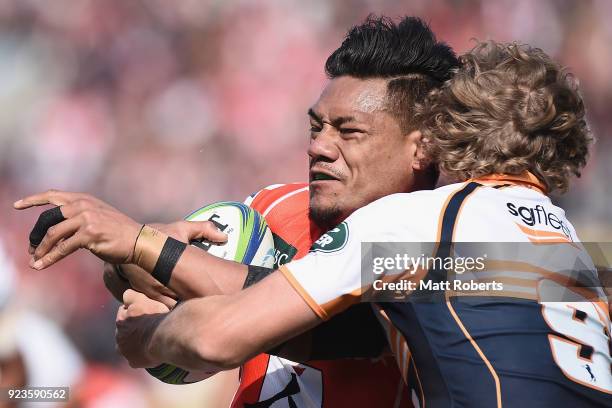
[14,190,142,269]
[15,189,229,272]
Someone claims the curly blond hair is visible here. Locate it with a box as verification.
[420,41,592,193]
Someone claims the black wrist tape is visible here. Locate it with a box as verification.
[151,237,187,286]
[243,265,275,289]
[29,206,65,247]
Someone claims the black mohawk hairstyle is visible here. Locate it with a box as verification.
[325,16,457,82]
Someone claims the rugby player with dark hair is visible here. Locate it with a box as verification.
[112,41,608,407]
[17,20,610,408]
[18,16,458,407]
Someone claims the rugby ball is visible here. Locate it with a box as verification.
[184,201,275,268]
[146,201,275,384]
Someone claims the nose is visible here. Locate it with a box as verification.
[308,127,340,163]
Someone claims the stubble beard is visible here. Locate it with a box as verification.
[309,198,343,229]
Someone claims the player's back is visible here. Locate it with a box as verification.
[374,174,611,407]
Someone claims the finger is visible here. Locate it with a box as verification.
[186,221,228,243]
[29,206,66,248]
[117,263,179,304]
[31,233,83,270]
[116,305,128,322]
[122,289,138,306]
[132,286,178,309]
[53,199,96,218]
[14,190,78,209]
[130,279,178,308]
[122,288,146,306]
[34,216,81,261]
[147,293,178,310]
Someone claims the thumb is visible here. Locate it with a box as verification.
[122,289,146,307]
[185,221,228,243]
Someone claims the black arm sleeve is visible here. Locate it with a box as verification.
[243,265,275,289]
[308,303,387,359]
[244,266,386,360]
[267,303,387,360]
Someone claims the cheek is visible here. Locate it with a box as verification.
[350,146,412,191]
[351,146,396,177]
[374,139,411,170]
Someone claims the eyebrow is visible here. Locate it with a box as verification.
[307,108,320,121]
[307,108,358,126]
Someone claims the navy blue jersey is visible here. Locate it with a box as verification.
[282,174,612,407]
[379,297,610,408]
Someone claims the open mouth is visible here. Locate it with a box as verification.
[310,172,339,182]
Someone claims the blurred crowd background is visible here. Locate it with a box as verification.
[0,0,610,407]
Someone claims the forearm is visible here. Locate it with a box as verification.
[146,297,231,371]
[146,295,267,371]
[167,246,248,298]
[133,226,249,299]
[145,272,320,371]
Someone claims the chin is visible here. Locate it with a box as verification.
[308,199,343,228]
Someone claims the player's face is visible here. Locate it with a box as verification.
[308,76,422,227]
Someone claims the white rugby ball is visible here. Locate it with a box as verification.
[146,201,275,384]
[185,201,275,268]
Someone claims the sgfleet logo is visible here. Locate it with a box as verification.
[506,202,572,240]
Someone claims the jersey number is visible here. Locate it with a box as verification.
[540,280,612,393]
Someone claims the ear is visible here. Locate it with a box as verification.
[406,130,428,171]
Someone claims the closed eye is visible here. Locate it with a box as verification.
[339,128,363,134]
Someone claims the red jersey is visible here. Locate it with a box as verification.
[231,183,411,408]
